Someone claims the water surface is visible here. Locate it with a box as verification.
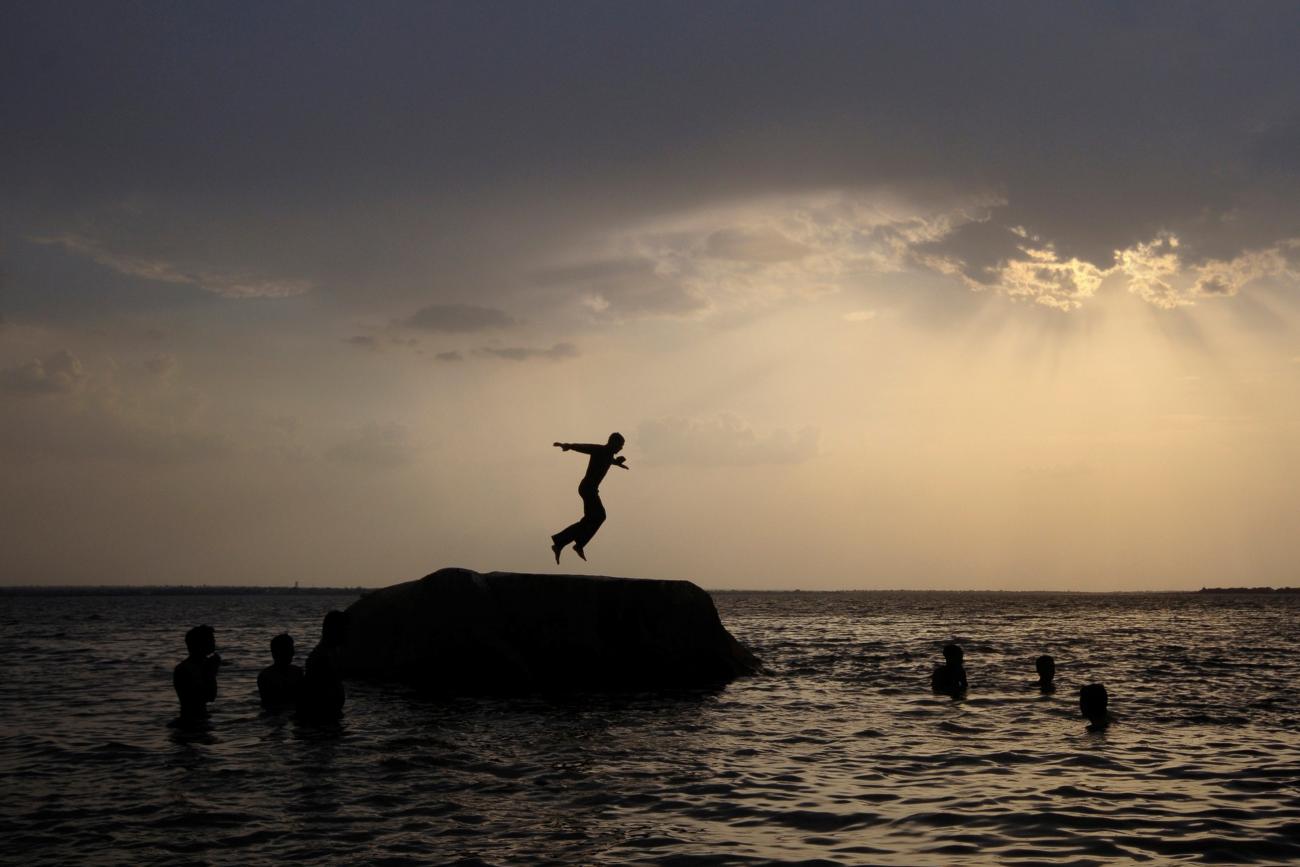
[2,590,1297,865]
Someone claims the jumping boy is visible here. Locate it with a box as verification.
[550,432,627,563]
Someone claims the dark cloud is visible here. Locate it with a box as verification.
[638,415,819,467]
[345,335,380,350]
[434,350,464,362]
[480,343,578,362]
[1196,276,1232,296]
[404,304,515,332]
[1,349,85,395]
[913,218,1024,286]
[143,352,177,375]
[2,3,1297,320]
[1250,115,1300,174]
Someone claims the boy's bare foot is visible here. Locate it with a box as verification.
[551,542,563,564]
[574,544,587,561]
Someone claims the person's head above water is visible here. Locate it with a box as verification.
[942,643,964,666]
[270,633,295,665]
[185,624,216,657]
[607,432,625,452]
[1036,654,1055,683]
[321,610,349,648]
[1080,682,1109,727]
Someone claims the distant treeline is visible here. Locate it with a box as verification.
[1198,586,1300,594]
[0,585,367,597]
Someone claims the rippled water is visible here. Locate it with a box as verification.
[2,590,1298,865]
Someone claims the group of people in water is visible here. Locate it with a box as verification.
[931,642,1112,730]
[176,622,1111,732]
[172,609,349,725]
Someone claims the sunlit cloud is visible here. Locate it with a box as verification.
[403,303,516,332]
[1115,233,1186,308]
[1117,234,1300,309]
[994,246,1107,311]
[30,234,312,299]
[543,190,1003,320]
[919,220,1300,311]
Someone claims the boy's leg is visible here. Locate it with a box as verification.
[573,492,606,559]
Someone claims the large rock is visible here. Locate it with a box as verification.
[340,567,762,692]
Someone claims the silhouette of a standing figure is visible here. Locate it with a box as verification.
[258,632,304,711]
[1035,654,1056,692]
[299,611,348,721]
[173,624,220,721]
[1079,682,1111,731]
[930,642,968,697]
[551,432,627,563]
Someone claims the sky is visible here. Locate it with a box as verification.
[2,2,1299,590]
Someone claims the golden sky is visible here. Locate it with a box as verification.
[2,4,1298,588]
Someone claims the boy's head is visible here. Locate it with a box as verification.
[608,432,625,452]
[270,632,295,665]
[184,624,215,657]
[1080,683,1108,722]
[942,643,964,665]
[1036,654,1055,682]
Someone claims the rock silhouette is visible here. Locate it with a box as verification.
[339,567,762,693]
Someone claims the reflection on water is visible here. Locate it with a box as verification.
[1,591,1298,864]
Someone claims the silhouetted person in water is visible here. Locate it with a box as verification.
[1035,654,1056,692]
[551,432,627,563]
[258,633,304,711]
[299,611,348,721]
[931,642,968,696]
[1080,682,1111,731]
[173,624,220,721]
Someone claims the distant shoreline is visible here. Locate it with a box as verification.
[0,585,367,597]
[0,584,1296,597]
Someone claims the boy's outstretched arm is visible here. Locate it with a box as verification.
[554,442,600,455]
